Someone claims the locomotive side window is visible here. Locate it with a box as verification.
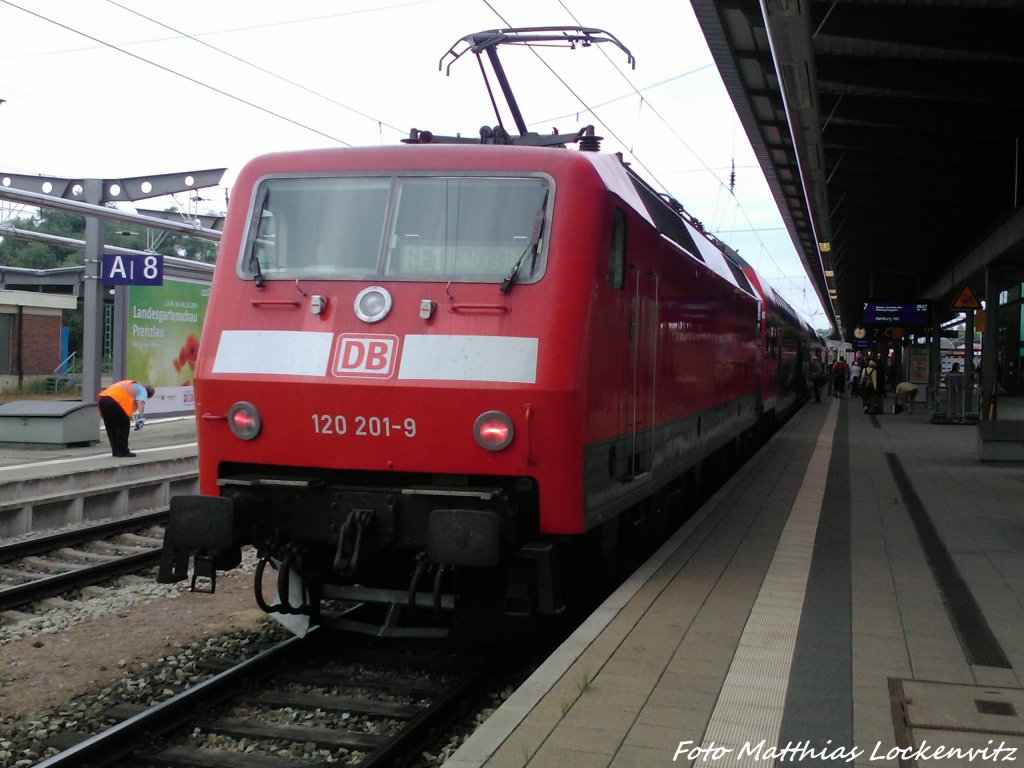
[608,207,627,290]
[384,177,549,281]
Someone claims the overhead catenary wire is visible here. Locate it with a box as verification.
[0,0,441,62]
[0,0,352,147]
[527,65,714,126]
[556,0,731,193]
[104,0,406,138]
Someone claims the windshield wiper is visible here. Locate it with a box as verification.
[500,191,548,293]
[248,251,265,288]
[248,188,269,288]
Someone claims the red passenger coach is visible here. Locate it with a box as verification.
[158,30,820,638]
[740,264,820,422]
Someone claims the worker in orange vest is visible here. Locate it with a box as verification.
[97,379,155,457]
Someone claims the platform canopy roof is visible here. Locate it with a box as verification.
[691,0,1024,339]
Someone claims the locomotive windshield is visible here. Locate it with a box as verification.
[241,175,550,283]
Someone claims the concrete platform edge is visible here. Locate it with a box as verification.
[442,422,798,768]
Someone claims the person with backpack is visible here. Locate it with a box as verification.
[860,364,873,411]
[863,360,885,414]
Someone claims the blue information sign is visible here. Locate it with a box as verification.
[102,253,164,286]
[862,301,929,326]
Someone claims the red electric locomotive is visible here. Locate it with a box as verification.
[158,28,821,637]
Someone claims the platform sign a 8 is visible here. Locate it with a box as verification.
[102,253,164,286]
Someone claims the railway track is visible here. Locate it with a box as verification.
[0,510,167,612]
[36,629,499,768]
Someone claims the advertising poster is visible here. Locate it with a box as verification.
[126,280,210,415]
[909,348,929,385]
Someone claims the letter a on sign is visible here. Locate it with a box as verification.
[951,284,982,310]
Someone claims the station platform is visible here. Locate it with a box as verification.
[446,397,1024,768]
[0,413,197,473]
[0,414,198,537]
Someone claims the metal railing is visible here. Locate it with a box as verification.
[49,350,78,392]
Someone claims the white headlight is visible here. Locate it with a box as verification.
[354,286,393,323]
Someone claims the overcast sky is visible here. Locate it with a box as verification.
[0,0,827,326]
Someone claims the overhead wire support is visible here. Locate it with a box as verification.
[442,26,635,75]
[475,52,507,134]
[441,26,634,138]
[484,44,529,136]
[0,186,222,242]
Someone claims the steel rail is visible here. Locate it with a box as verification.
[0,549,164,612]
[32,630,317,768]
[357,653,496,768]
[0,509,168,563]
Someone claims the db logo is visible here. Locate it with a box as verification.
[332,334,399,377]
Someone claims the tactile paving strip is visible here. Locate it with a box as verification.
[699,403,838,764]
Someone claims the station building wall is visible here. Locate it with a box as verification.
[0,290,77,390]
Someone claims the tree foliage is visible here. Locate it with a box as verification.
[0,209,82,268]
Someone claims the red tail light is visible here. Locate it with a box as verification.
[474,411,514,451]
[228,401,261,440]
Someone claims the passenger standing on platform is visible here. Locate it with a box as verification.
[809,354,824,403]
[860,364,873,410]
[864,360,884,414]
[832,356,849,398]
[849,357,863,398]
[97,379,155,458]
